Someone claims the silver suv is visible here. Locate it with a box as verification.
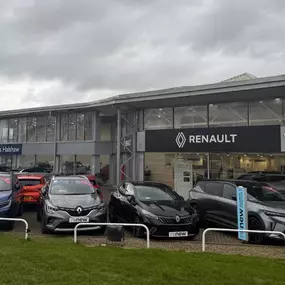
[188,179,285,244]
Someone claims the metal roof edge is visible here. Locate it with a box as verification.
[0,73,285,117]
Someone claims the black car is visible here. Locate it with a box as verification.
[109,181,199,239]
[37,175,107,234]
[237,172,285,195]
[0,172,23,230]
[189,179,285,244]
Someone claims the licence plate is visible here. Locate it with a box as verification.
[69,217,89,223]
[24,196,33,200]
[169,231,188,237]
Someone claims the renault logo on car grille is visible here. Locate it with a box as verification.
[175,132,186,148]
[76,207,83,214]
[175,215,181,223]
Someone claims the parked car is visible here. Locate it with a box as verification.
[18,167,50,174]
[37,175,107,234]
[237,172,285,195]
[188,179,285,244]
[0,172,23,230]
[35,162,53,173]
[17,174,47,204]
[0,165,11,172]
[109,181,199,239]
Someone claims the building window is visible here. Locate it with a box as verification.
[8,118,18,142]
[46,116,55,142]
[209,102,248,127]
[18,118,26,142]
[144,108,173,130]
[36,116,46,142]
[60,114,68,141]
[249,99,283,126]
[101,122,111,141]
[76,113,85,141]
[174,105,207,129]
[68,113,76,141]
[84,112,93,140]
[0,120,8,142]
[27,117,36,142]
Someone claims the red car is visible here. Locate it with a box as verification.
[85,175,103,200]
[17,174,46,204]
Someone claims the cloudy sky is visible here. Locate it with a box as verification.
[0,0,285,111]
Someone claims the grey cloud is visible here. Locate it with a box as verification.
[0,0,284,107]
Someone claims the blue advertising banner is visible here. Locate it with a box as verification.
[236,186,248,241]
[0,144,22,155]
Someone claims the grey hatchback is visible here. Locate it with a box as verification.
[188,179,285,244]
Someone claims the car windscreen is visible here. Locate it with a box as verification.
[50,179,95,195]
[19,179,41,186]
[247,185,285,202]
[0,176,11,191]
[135,185,178,201]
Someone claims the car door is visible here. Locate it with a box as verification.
[202,181,224,224]
[219,183,238,228]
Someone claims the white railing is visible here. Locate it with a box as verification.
[0,218,29,240]
[202,228,285,252]
[74,223,150,248]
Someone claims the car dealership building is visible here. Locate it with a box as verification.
[1,73,285,193]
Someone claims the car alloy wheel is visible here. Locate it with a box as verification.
[248,216,264,244]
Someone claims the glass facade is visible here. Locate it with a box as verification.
[209,102,248,127]
[8,118,18,142]
[145,152,285,188]
[27,117,36,142]
[249,99,283,125]
[36,116,46,142]
[0,120,8,142]
[144,98,285,130]
[144,108,173,130]
[60,112,93,141]
[46,116,56,141]
[174,105,207,129]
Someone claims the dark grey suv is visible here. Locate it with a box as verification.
[188,179,285,244]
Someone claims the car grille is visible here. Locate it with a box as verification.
[58,207,91,216]
[159,215,193,224]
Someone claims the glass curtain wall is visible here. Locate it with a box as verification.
[144,108,173,130]
[60,112,93,141]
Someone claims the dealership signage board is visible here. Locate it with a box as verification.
[145,125,281,153]
[0,144,22,155]
[174,160,193,199]
[236,186,248,241]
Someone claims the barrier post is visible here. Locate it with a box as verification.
[202,228,285,252]
[0,218,29,240]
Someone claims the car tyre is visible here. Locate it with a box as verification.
[133,216,144,238]
[41,215,51,234]
[248,216,264,244]
[36,210,41,222]
[17,203,23,217]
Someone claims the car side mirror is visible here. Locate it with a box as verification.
[232,195,237,201]
[127,195,136,204]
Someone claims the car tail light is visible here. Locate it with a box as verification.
[263,186,278,192]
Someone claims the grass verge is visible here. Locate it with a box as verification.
[0,234,284,285]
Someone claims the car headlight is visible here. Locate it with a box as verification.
[46,204,58,214]
[264,210,285,218]
[141,209,159,220]
[0,199,11,207]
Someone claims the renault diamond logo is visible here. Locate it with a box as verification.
[175,132,186,148]
[76,207,83,214]
[175,215,181,223]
